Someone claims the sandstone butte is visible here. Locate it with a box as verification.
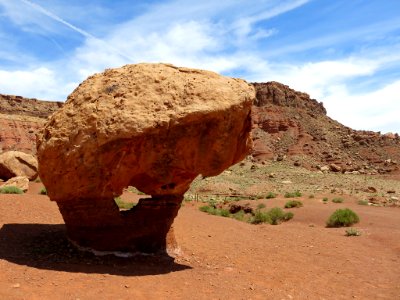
[37,63,255,254]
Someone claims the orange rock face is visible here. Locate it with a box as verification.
[37,63,254,253]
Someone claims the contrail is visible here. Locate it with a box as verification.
[20,0,134,61]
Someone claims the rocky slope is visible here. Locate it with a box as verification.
[0,94,62,154]
[251,82,400,174]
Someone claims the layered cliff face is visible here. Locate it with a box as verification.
[0,94,62,154]
[251,82,400,174]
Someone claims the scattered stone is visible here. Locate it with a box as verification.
[365,186,377,193]
[320,166,329,172]
[229,204,253,214]
[387,190,396,194]
[329,163,342,172]
[276,154,286,161]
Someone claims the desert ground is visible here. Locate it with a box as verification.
[0,161,399,300]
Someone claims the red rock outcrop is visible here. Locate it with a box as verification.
[0,151,38,180]
[37,63,254,254]
[0,95,62,154]
[251,82,400,174]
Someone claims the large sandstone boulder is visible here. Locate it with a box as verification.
[37,63,254,254]
[0,151,38,180]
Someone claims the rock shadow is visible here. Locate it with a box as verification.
[0,223,191,276]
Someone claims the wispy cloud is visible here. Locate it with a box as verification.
[0,0,399,132]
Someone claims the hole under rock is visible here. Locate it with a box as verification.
[113,186,150,211]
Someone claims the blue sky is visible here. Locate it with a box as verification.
[0,0,399,133]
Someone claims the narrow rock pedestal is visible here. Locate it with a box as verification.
[57,195,183,254]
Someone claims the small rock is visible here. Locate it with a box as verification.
[365,186,377,193]
[320,165,329,172]
[387,190,396,194]
[12,283,20,288]
[329,163,341,172]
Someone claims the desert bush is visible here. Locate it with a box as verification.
[284,200,303,208]
[114,197,136,210]
[357,200,369,206]
[265,192,277,199]
[250,209,271,224]
[282,211,294,221]
[345,228,361,236]
[268,207,285,225]
[0,186,24,194]
[332,197,344,203]
[309,194,315,199]
[326,208,360,227]
[257,203,266,209]
[284,191,302,198]
[231,210,246,221]
[199,205,229,217]
[39,187,47,195]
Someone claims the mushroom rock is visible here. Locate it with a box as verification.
[37,63,254,254]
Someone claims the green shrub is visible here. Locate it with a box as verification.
[219,209,230,217]
[284,191,302,198]
[326,208,360,227]
[199,205,229,217]
[250,210,271,224]
[0,186,24,194]
[284,200,303,208]
[332,197,344,203]
[114,197,136,210]
[268,207,285,225]
[39,187,47,195]
[357,200,369,206]
[283,211,294,221]
[345,228,361,236]
[265,192,277,199]
[231,210,246,221]
[257,203,266,209]
[322,197,329,202]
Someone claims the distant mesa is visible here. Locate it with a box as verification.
[36,63,254,254]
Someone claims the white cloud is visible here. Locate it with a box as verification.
[0,67,75,100]
[323,81,400,133]
[0,0,399,133]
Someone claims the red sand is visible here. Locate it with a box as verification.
[0,183,399,299]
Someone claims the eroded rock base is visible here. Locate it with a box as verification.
[57,195,183,254]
